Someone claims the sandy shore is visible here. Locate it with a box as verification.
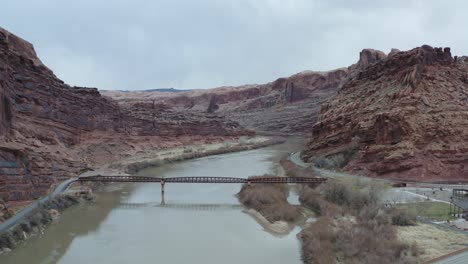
[243,209,296,235]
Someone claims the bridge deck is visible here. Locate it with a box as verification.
[78,175,327,184]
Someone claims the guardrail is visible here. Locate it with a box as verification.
[0,178,77,235]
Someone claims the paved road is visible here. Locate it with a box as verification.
[0,178,77,234]
[288,152,310,168]
[289,152,378,182]
[431,249,468,264]
[289,151,468,264]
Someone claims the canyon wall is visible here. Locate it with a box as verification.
[104,48,387,134]
[0,27,250,201]
[105,68,349,133]
[302,46,468,182]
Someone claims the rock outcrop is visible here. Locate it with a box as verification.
[0,27,250,202]
[302,45,468,182]
[104,68,350,134]
[104,48,390,135]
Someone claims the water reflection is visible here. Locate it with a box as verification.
[118,202,243,211]
[0,140,305,264]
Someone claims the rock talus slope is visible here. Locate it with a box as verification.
[0,27,250,201]
[302,46,468,182]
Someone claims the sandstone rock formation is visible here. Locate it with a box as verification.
[105,69,350,134]
[104,48,389,134]
[0,27,250,202]
[302,45,468,182]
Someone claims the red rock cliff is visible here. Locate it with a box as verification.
[104,48,388,134]
[0,27,250,201]
[302,45,468,182]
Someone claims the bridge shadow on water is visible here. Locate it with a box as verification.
[118,202,244,211]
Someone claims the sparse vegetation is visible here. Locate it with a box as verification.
[237,176,302,223]
[398,223,468,262]
[390,209,417,226]
[0,194,82,251]
[279,157,315,178]
[314,148,358,169]
[298,182,419,264]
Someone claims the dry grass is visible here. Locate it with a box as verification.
[237,177,302,223]
[397,202,455,221]
[397,223,468,262]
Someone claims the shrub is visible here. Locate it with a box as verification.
[19,221,32,233]
[11,226,24,241]
[299,179,419,263]
[299,218,336,264]
[299,187,323,215]
[314,156,334,169]
[390,209,417,226]
[27,212,41,227]
[322,181,351,206]
[260,203,302,222]
[237,177,302,223]
[182,148,193,154]
[321,181,377,211]
[0,232,15,249]
[313,148,358,169]
[39,211,52,225]
[358,205,392,226]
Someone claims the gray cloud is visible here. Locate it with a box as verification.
[1,0,467,90]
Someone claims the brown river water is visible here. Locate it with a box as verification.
[0,141,305,264]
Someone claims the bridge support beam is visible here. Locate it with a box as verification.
[161,179,165,206]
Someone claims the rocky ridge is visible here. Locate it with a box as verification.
[302,45,468,182]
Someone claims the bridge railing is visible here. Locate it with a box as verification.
[78,175,327,184]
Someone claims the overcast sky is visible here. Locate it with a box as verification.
[1,0,467,90]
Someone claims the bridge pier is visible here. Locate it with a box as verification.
[161,179,165,206]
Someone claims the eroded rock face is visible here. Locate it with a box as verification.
[103,48,389,135]
[302,46,468,182]
[0,27,250,201]
[104,68,350,134]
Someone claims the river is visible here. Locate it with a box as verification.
[0,141,304,264]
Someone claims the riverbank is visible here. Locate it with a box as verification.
[0,142,305,264]
[107,136,284,174]
[0,194,93,254]
[243,209,296,235]
[0,136,284,255]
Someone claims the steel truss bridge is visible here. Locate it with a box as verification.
[78,175,327,184]
[77,175,326,205]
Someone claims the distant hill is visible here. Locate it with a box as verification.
[118,88,190,93]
